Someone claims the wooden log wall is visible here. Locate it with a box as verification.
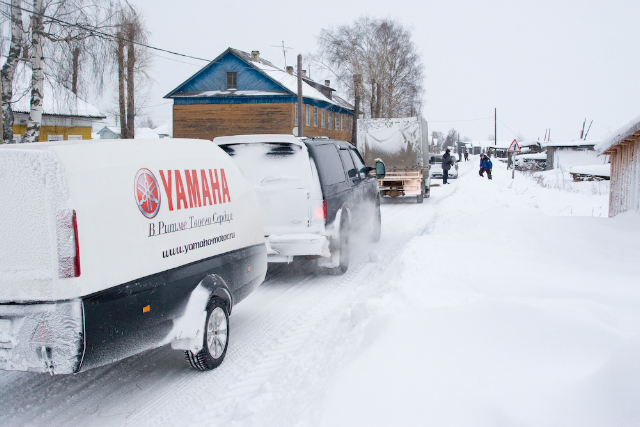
[174,102,353,143]
[607,133,640,217]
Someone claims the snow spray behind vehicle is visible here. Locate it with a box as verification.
[357,117,431,202]
[0,139,267,374]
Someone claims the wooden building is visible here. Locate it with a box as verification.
[596,117,640,217]
[10,63,104,142]
[165,48,354,141]
[542,140,602,171]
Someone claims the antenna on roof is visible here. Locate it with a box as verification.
[580,118,586,139]
[271,41,293,67]
[583,120,593,140]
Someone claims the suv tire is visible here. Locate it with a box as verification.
[371,201,381,242]
[185,298,229,371]
[327,216,350,275]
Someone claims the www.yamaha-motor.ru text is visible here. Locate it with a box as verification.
[162,232,236,258]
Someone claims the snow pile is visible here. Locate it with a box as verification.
[317,160,640,426]
[570,164,611,178]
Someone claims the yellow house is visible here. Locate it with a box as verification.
[10,64,105,142]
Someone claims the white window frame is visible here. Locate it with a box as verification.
[305,105,310,126]
[321,109,325,128]
[328,112,332,130]
[47,135,63,142]
[314,107,318,127]
[67,135,82,140]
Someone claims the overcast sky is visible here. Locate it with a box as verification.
[120,0,640,143]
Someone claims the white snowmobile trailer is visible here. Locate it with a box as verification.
[0,139,267,374]
[357,117,430,202]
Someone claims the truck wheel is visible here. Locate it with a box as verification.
[371,202,381,243]
[328,218,350,275]
[185,298,229,371]
[417,180,425,203]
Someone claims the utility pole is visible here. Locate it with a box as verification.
[352,74,362,144]
[494,108,497,147]
[296,54,303,137]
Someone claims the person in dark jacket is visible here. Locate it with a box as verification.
[442,149,454,184]
[464,151,469,161]
[479,154,493,180]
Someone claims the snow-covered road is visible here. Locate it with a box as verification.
[2,157,639,427]
[0,161,459,427]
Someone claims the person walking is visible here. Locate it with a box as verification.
[479,154,493,180]
[464,151,469,161]
[442,149,454,184]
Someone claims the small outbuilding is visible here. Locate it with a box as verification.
[542,140,606,171]
[595,116,640,217]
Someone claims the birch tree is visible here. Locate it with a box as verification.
[1,0,23,143]
[21,0,44,143]
[316,17,424,119]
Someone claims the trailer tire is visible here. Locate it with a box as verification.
[185,298,229,371]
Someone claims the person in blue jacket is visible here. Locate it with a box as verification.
[479,154,493,180]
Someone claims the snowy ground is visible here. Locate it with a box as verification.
[1,156,639,427]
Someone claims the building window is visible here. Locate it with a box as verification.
[321,109,325,128]
[314,107,318,127]
[295,102,298,124]
[226,72,237,89]
[340,114,343,131]
[305,105,310,126]
[328,112,332,130]
[48,135,63,142]
[13,134,21,143]
[68,135,82,140]
[335,114,339,130]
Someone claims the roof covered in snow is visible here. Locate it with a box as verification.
[595,114,640,155]
[569,163,611,177]
[9,62,105,119]
[165,48,353,112]
[542,140,597,148]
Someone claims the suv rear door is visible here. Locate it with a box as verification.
[219,142,313,236]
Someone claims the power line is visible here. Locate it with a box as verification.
[427,117,493,123]
[0,0,212,62]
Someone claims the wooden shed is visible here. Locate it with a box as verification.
[165,48,354,142]
[596,117,640,217]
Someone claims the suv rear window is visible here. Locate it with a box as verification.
[314,144,346,186]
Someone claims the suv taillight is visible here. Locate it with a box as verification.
[57,210,81,278]
[323,200,327,220]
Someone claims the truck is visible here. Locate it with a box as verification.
[357,117,430,203]
[0,139,267,374]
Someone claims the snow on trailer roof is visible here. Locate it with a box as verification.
[595,114,640,155]
[515,152,547,160]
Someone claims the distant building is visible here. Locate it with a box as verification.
[542,140,606,171]
[10,64,105,141]
[596,116,640,217]
[165,48,354,142]
[96,126,121,139]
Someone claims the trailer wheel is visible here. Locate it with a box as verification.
[185,298,229,371]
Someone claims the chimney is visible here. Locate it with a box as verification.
[325,79,330,87]
[302,70,307,78]
[251,50,260,61]
[286,66,294,75]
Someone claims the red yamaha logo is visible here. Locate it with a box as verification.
[135,168,161,218]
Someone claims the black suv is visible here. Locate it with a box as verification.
[215,134,385,274]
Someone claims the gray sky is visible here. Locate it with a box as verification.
[121,0,640,143]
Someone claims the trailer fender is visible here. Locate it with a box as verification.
[167,275,232,353]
